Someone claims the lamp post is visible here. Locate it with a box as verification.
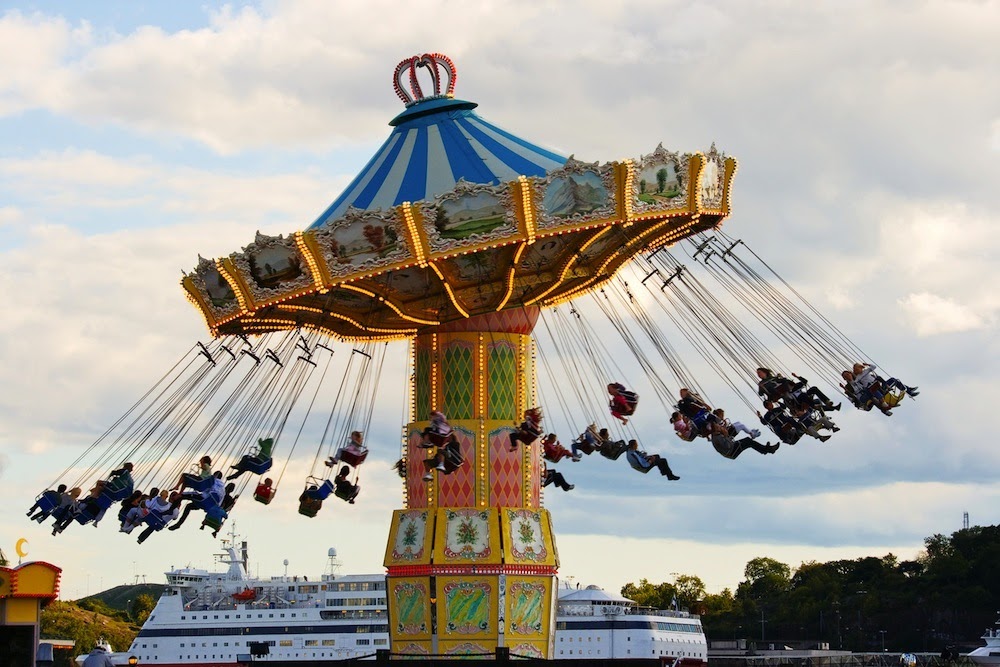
[879,630,886,652]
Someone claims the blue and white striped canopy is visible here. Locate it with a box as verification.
[308,98,567,228]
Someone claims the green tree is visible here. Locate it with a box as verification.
[131,594,156,625]
[656,168,668,193]
[620,578,675,610]
[674,574,707,612]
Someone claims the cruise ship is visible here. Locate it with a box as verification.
[111,538,706,665]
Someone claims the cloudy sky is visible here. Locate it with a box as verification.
[2,0,998,602]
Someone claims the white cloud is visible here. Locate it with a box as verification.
[898,291,989,336]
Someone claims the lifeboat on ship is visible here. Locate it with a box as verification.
[232,588,257,602]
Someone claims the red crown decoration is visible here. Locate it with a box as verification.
[393,53,458,106]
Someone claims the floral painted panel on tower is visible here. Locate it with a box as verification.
[435,508,500,564]
[384,509,432,566]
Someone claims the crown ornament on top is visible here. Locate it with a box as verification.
[393,53,458,107]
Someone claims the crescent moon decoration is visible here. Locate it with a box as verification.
[15,538,28,559]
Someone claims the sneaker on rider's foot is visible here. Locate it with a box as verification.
[667,473,681,481]
[565,484,575,491]
[819,435,831,442]
[436,463,446,472]
[751,429,761,438]
[422,473,433,482]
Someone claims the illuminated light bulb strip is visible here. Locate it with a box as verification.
[341,284,441,326]
[622,159,636,226]
[430,334,438,411]
[429,263,470,318]
[544,218,680,307]
[274,304,416,336]
[522,248,581,306]
[692,152,705,213]
[721,157,739,216]
[295,231,328,294]
[479,418,486,508]
[400,203,429,268]
[518,176,537,244]
[217,258,256,317]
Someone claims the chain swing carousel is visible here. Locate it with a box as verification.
[178,53,735,658]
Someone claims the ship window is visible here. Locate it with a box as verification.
[322,640,336,646]
[305,640,318,646]
[181,616,185,620]
[142,645,146,649]
[280,640,293,647]
[375,639,387,645]
[236,615,240,618]
[214,615,218,619]
[203,615,208,619]
[225,615,229,619]
[180,644,185,648]
[280,614,285,618]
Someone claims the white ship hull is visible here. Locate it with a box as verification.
[105,540,708,665]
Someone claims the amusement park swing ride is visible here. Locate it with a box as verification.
[26,53,917,659]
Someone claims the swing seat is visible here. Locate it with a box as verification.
[242,457,273,475]
[334,483,360,503]
[182,473,216,493]
[143,511,170,531]
[307,480,335,501]
[339,448,368,467]
[32,492,59,514]
[883,388,905,409]
[203,505,227,530]
[103,482,134,502]
[424,430,451,447]
[599,440,628,461]
[254,484,275,505]
[298,498,322,517]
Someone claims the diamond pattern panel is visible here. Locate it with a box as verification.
[415,346,431,419]
[439,428,476,507]
[442,341,474,419]
[489,427,522,507]
[407,429,428,508]
[487,341,517,421]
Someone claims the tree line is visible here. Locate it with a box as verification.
[621,525,1000,652]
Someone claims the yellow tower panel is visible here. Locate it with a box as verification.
[436,575,498,641]
[433,508,501,565]
[384,509,434,567]
[501,508,558,567]
[386,576,432,641]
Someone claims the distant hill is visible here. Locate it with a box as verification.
[78,583,164,610]
[41,600,137,667]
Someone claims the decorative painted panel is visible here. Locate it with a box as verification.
[417,180,520,256]
[532,159,618,230]
[505,577,552,639]
[311,208,412,280]
[698,145,727,211]
[438,577,494,638]
[228,232,313,308]
[503,509,548,564]
[508,641,546,659]
[439,640,494,656]
[632,145,692,217]
[435,508,498,563]
[384,509,432,566]
[388,577,431,638]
